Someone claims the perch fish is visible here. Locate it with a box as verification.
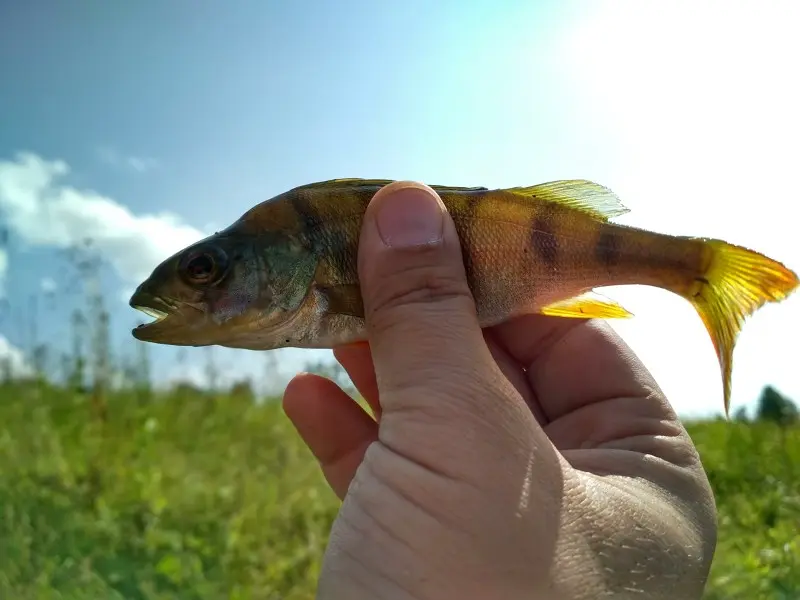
[129,178,799,415]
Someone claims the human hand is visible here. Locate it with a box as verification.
[282,181,718,599]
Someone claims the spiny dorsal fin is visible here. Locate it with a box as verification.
[291,178,626,221]
[294,178,395,190]
[293,178,488,193]
[506,180,630,221]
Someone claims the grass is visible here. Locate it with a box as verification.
[687,419,800,599]
[0,252,797,598]
[0,381,337,600]
[0,379,796,599]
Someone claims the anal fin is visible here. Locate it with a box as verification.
[538,291,633,319]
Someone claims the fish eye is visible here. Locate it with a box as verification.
[178,245,229,287]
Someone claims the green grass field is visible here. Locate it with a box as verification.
[0,380,798,599]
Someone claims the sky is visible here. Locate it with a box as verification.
[0,0,798,417]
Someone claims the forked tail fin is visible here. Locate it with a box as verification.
[688,239,798,417]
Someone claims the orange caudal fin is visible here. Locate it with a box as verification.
[687,239,799,418]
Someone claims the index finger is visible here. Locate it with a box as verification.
[489,315,676,423]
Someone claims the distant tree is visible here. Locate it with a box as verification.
[303,359,355,395]
[172,381,205,396]
[755,385,799,426]
[229,378,255,401]
[732,406,749,422]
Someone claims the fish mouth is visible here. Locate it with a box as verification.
[129,290,184,340]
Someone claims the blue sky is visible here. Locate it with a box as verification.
[1,1,798,417]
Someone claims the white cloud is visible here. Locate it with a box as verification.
[554,1,800,416]
[0,150,334,393]
[0,151,206,288]
[40,277,56,294]
[96,145,159,174]
[0,334,32,379]
[126,156,159,174]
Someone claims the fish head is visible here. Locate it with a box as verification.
[129,227,318,348]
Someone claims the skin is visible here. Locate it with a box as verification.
[282,181,718,599]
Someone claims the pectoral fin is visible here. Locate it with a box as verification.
[319,284,365,318]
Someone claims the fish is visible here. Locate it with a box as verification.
[129,178,799,416]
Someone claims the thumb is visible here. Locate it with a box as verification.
[357,181,498,412]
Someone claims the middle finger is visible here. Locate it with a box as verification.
[334,342,382,419]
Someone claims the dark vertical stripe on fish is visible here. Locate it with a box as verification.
[290,190,322,231]
[531,206,559,269]
[463,189,484,222]
[596,229,620,270]
[458,189,488,303]
[327,227,359,282]
[290,190,324,252]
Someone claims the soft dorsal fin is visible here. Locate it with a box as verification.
[506,180,630,221]
[293,178,488,193]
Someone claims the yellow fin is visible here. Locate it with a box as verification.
[506,180,630,221]
[539,291,634,319]
[687,239,799,418]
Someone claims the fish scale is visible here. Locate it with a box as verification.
[129,178,799,416]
